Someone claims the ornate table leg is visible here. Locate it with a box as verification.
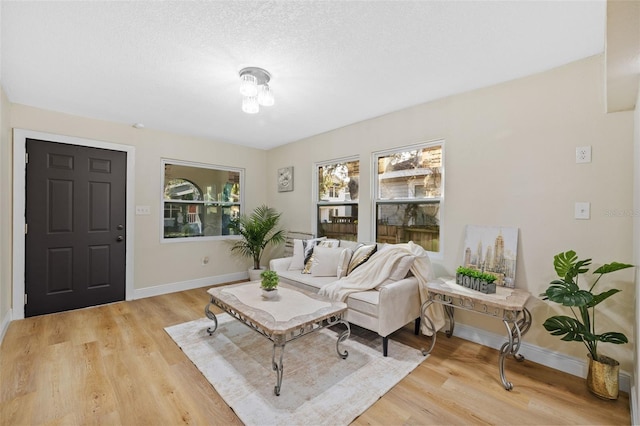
[444,305,455,337]
[336,320,351,359]
[420,300,437,356]
[204,301,218,336]
[272,340,286,396]
[498,307,532,390]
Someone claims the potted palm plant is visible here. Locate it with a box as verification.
[540,250,633,399]
[228,205,286,281]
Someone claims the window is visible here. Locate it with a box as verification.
[162,160,243,240]
[373,142,443,253]
[316,158,359,241]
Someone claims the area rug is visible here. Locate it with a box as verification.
[165,314,426,426]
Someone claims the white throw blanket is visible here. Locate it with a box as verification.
[318,242,445,336]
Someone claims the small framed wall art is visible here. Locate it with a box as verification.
[277,166,294,192]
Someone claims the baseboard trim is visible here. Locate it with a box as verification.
[452,322,631,394]
[133,272,248,300]
[0,309,12,346]
[631,382,638,426]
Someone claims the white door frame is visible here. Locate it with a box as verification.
[12,129,135,319]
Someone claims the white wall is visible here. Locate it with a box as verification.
[267,55,636,372]
[0,87,12,337]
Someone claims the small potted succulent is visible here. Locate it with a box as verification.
[455,266,497,294]
[260,270,279,299]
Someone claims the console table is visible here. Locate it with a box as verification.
[421,277,532,390]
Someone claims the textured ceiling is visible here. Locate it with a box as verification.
[1,1,605,149]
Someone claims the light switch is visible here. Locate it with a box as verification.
[136,205,151,215]
[574,202,590,220]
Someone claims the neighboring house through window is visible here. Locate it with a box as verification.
[373,141,443,254]
[316,158,360,241]
[162,159,243,241]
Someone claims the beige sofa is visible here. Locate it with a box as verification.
[269,239,422,356]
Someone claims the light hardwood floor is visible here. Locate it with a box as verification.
[0,285,631,425]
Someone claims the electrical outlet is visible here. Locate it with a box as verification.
[576,146,591,163]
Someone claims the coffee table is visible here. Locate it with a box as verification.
[205,281,350,396]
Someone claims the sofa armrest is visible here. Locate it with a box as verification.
[376,277,421,337]
[269,257,292,273]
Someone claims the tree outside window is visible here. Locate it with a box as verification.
[316,159,359,241]
[374,143,443,253]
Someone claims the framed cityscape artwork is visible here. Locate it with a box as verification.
[277,166,294,192]
[461,225,519,288]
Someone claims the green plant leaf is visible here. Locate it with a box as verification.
[597,332,628,345]
[228,205,286,269]
[553,251,578,278]
[542,280,592,306]
[553,251,592,284]
[456,266,497,283]
[586,289,621,308]
[542,316,588,342]
[593,262,633,275]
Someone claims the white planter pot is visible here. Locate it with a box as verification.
[248,267,265,281]
[261,288,278,299]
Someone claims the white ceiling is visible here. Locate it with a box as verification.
[1,1,606,150]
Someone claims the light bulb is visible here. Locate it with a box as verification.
[257,84,274,106]
[239,74,258,97]
[242,96,259,114]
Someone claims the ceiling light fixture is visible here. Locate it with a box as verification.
[239,67,274,113]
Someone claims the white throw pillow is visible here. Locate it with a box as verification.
[301,237,327,274]
[310,246,345,277]
[288,239,305,271]
[319,239,340,248]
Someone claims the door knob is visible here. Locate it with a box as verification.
[117,224,124,230]
[116,236,124,242]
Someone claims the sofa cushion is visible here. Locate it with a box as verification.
[310,246,345,277]
[302,239,340,274]
[302,237,327,263]
[339,240,360,251]
[288,239,306,271]
[346,291,380,317]
[336,248,353,279]
[346,243,377,275]
[289,237,326,271]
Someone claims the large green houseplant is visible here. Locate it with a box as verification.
[228,205,286,277]
[540,250,633,399]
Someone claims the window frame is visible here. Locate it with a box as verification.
[314,156,360,241]
[372,140,445,256]
[160,158,244,243]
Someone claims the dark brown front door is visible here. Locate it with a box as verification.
[25,139,127,317]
